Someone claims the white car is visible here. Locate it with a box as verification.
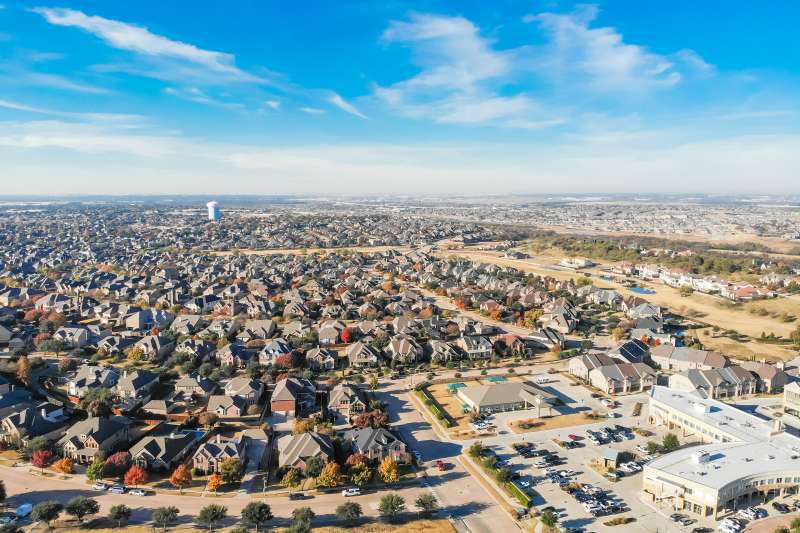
[92,482,109,491]
[342,488,361,497]
[129,489,146,496]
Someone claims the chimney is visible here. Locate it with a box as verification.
[216,434,222,444]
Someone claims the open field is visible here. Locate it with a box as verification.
[442,248,799,360]
[534,224,800,256]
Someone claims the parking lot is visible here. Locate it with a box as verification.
[472,375,696,533]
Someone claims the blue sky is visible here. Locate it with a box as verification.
[1,1,799,195]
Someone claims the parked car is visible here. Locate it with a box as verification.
[0,513,18,525]
[772,502,790,513]
[342,488,361,497]
[109,485,126,494]
[92,482,109,491]
[15,504,33,518]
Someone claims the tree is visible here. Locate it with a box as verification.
[86,457,105,481]
[170,464,193,493]
[378,493,406,522]
[280,467,301,488]
[108,504,132,527]
[31,501,63,529]
[611,327,627,341]
[540,509,558,530]
[646,440,660,455]
[304,456,326,478]
[292,506,315,526]
[369,374,379,391]
[219,457,243,484]
[353,409,388,429]
[316,461,341,487]
[292,418,315,435]
[15,355,30,385]
[241,502,273,532]
[197,504,227,533]
[662,433,680,452]
[104,451,131,474]
[415,493,439,517]
[65,496,100,523]
[31,448,53,473]
[341,328,352,343]
[349,462,372,486]
[53,457,74,474]
[336,501,363,525]
[206,472,222,493]
[124,465,148,487]
[152,506,179,532]
[378,456,399,483]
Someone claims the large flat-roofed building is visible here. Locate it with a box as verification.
[643,386,800,519]
[456,381,558,416]
[784,382,800,417]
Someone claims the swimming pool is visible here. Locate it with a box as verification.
[629,287,656,295]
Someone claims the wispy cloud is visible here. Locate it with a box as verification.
[300,107,325,114]
[163,86,244,110]
[376,13,545,128]
[31,7,259,82]
[264,100,280,110]
[523,5,684,91]
[327,93,367,119]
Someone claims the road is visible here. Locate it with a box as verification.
[1,458,430,529]
[378,378,521,533]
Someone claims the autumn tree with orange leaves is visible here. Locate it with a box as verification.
[170,464,193,493]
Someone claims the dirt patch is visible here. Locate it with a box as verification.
[509,412,600,434]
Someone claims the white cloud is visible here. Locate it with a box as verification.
[0,98,145,124]
[327,92,367,119]
[299,107,325,114]
[163,86,244,110]
[377,13,549,127]
[674,49,716,77]
[264,100,280,110]
[0,69,109,94]
[0,119,179,157]
[523,5,686,91]
[31,7,256,81]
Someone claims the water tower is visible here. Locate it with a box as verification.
[206,201,221,221]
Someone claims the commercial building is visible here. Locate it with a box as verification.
[642,386,800,519]
[456,381,558,416]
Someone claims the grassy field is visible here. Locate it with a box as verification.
[443,248,799,361]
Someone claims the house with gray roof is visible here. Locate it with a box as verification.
[341,427,409,463]
[589,362,656,395]
[457,381,558,415]
[277,431,333,469]
[129,422,198,472]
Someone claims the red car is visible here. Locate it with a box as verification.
[567,434,579,441]
[436,460,449,471]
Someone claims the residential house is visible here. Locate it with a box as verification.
[207,395,247,417]
[306,347,337,371]
[668,367,758,399]
[271,378,316,418]
[68,365,119,398]
[277,431,333,469]
[116,369,159,403]
[327,383,367,422]
[0,403,67,447]
[56,416,130,463]
[224,377,264,406]
[192,433,247,474]
[588,363,656,395]
[341,427,409,463]
[568,353,617,381]
[649,345,728,372]
[129,423,197,472]
[457,336,493,359]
